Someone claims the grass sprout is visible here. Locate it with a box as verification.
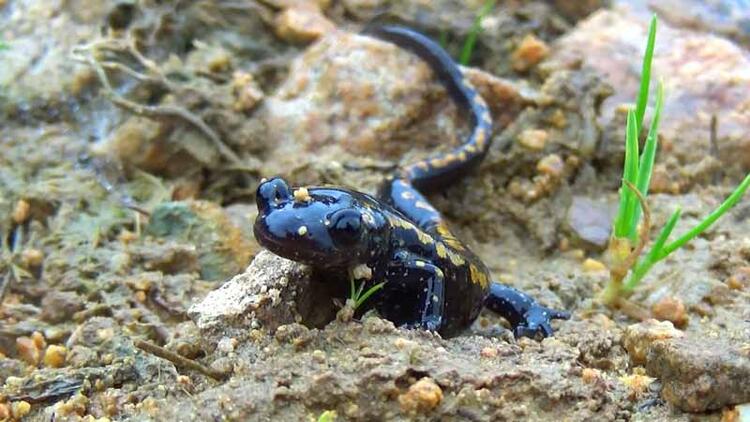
[601,15,750,305]
[349,278,386,310]
[459,0,496,65]
[317,410,337,422]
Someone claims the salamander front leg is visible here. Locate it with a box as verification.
[484,282,570,339]
[386,252,446,331]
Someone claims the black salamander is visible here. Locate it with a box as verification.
[254,26,569,338]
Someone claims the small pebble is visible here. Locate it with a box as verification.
[726,266,750,290]
[119,230,138,244]
[312,349,326,363]
[399,377,443,413]
[274,6,334,44]
[393,338,417,350]
[16,336,43,365]
[44,344,68,368]
[619,371,655,400]
[511,34,550,71]
[134,290,147,303]
[217,337,238,353]
[11,401,31,419]
[12,199,31,224]
[517,129,548,150]
[651,296,688,327]
[581,367,601,384]
[232,71,264,112]
[21,248,44,268]
[480,347,498,358]
[582,258,607,272]
[537,154,564,177]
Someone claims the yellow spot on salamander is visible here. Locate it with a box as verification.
[469,264,490,289]
[297,226,308,236]
[416,162,430,171]
[415,261,426,268]
[401,191,415,200]
[435,223,466,252]
[447,250,465,266]
[435,242,448,259]
[483,111,492,125]
[465,144,477,154]
[475,129,486,147]
[294,187,312,203]
[414,229,433,245]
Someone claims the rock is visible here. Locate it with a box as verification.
[262,31,529,186]
[511,34,550,72]
[518,128,548,151]
[145,201,254,280]
[43,344,68,368]
[399,377,443,414]
[565,196,615,250]
[188,251,337,343]
[40,291,84,323]
[650,296,688,327]
[548,10,750,180]
[646,336,750,412]
[621,319,683,365]
[646,0,750,46]
[273,6,335,44]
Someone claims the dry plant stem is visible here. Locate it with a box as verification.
[0,272,9,305]
[72,43,243,167]
[134,339,227,380]
[614,297,650,321]
[603,181,652,305]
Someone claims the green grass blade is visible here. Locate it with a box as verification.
[631,81,664,225]
[635,81,663,196]
[355,282,386,309]
[614,109,640,239]
[634,15,657,132]
[659,174,750,258]
[439,30,448,49]
[459,0,496,65]
[650,207,682,258]
[614,110,638,237]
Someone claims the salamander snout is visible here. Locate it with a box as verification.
[256,177,292,212]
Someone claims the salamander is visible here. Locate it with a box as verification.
[253,25,569,338]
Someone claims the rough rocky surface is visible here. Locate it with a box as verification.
[188,250,336,344]
[2,0,750,420]
[646,336,750,412]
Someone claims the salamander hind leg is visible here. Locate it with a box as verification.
[484,282,570,339]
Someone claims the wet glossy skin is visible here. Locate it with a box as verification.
[253,26,569,338]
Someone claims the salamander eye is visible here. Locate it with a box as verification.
[328,208,363,246]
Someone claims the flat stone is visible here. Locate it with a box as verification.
[565,196,615,250]
[646,336,750,412]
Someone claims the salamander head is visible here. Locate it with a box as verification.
[254,177,388,267]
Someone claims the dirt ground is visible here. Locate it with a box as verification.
[1,0,749,421]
